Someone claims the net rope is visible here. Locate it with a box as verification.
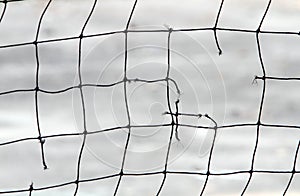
[0,0,299,195]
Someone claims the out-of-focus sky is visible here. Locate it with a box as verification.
[0,0,299,195]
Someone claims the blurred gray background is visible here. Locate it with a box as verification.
[0,0,300,195]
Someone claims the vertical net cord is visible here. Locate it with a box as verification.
[199,115,218,195]
[33,0,53,171]
[73,0,98,195]
[113,0,138,195]
[283,140,300,195]
[174,100,180,141]
[0,0,7,23]
[28,183,33,196]
[156,28,176,196]
[213,0,224,55]
[241,0,272,194]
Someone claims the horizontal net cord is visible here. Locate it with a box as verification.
[0,28,299,50]
[1,122,299,147]
[1,169,299,195]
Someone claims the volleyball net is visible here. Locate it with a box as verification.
[0,0,299,195]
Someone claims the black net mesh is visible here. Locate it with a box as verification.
[0,0,299,195]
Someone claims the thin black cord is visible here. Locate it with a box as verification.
[283,140,300,195]
[0,0,7,23]
[113,0,138,195]
[73,0,98,195]
[213,0,225,55]
[33,0,53,170]
[156,27,176,196]
[241,0,272,194]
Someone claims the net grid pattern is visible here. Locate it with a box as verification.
[0,0,299,195]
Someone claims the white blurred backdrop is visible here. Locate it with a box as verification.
[0,0,299,195]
